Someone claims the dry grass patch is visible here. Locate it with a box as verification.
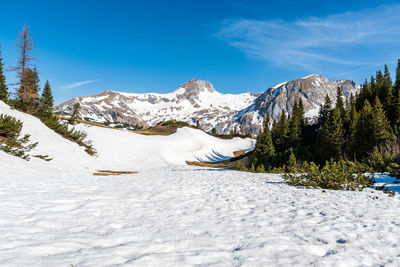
[93,170,138,176]
[56,116,116,129]
[186,151,251,170]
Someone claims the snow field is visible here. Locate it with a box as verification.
[1,101,400,266]
[0,167,399,266]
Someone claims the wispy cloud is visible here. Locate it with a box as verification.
[61,79,101,89]
[217,4,400,74]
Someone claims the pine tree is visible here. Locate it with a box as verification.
[350,100,375,159]
[0,46,8,102]
[289,100,303,148]
[287,150,298,173]
[346,103,359,155]
[272,109,289,152]
[371,97,392,146]
[18,68,39,105]
[70,102,81,125]
[40,80,54,115]
[335,87,346,122]
[394,90,400,126]
[381,65,394,119]
[370,76,377,103]
[318,94,332,127]
[394,59,400,97]
[251,114,275,168]
[317,108,345,162]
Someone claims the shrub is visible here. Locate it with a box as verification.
[236,161,248,172]
[0,114,38,160]
[40,115,96,156]
[284,159,374,191]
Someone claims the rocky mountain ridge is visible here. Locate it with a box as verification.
[55,75,359,135]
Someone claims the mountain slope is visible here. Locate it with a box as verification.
[55,79,259,133]
[235,74,359,133]
[0,100,254,173]
[55,75,359,135]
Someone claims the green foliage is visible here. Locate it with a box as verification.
[249,163,255,172]
[0,47,8,102]
[350,100,374,159]
[18,67,40,106]
[0,114,38,160]
[235,161,248,172]
[70,102,81,125]
[287,150,298,173]
[284,160,373,191]
[318,94,333,127]
[271,109,289,152]
[335,87,346,121]
[250,114,275,168]
[40,80,54,116]
[317,108,345,162]
[256,164,266,173]
[40,114,97,156]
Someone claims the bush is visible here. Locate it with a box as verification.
[0,114,38,160]
[40,115,96,156]
[236,161,248,172]
[284,159,374,191]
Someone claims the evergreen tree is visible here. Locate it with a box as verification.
[289,100,303,148]
[335,87,346,123]
[40,80,54,115]
[317,108,345,162]
[370,76,377,103]
[350,100,375,159]
[70,102,81,125]
[394,90,400,126]
[0,46,8,102]
[317,94,332,127]
[251,114,275,168]
[272,109,289,152]
[347,103,359,159]
[287,149,298,173]
[382,65,394,119]
[371,97,392,146]
[394,59,400,97]
[18,67,39,105]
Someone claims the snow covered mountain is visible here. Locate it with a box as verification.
[55,75,359,135]
[235,74,359,134]
[55,79,259,133]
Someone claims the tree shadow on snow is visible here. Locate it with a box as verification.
[194,149,232,163]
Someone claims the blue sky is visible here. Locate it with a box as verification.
[1,0,400,103]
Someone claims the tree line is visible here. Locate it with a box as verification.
[250,60,400,173]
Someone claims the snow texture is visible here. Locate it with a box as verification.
[1,101,400,266]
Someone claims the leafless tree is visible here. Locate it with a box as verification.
[12,24,36,104]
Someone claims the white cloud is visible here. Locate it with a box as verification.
[61,79,101,89]
[217,4,400,73]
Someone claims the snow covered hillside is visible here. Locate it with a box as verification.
[55,79,259,134]
[55,75,359,135]
[0,101,254,174]
[1,101,400,266]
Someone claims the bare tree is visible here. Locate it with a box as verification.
[12,24,36,104]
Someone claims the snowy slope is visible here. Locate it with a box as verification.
[55,75,359,135]
[0,100,255,174]
[1,102,400,266]
[55,79,259,134]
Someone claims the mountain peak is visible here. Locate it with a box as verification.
[178,79,216,94]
